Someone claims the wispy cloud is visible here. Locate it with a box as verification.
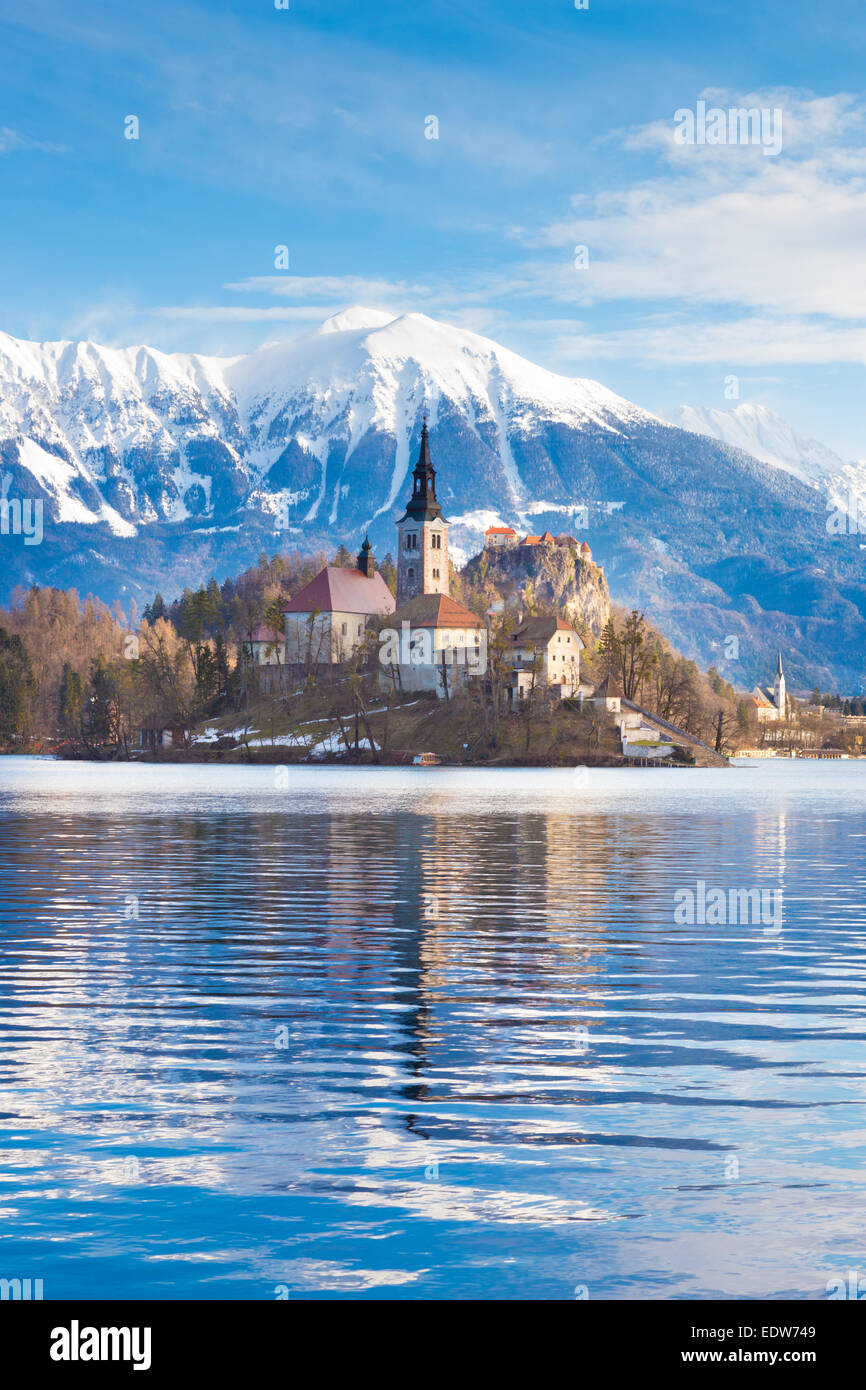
[0,126,64,154]
[548,316,866,367]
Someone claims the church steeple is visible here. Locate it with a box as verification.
[401,416,442,521]
[395,414,449,604]
[773,650,787,714]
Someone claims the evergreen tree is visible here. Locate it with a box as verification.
[58,662,85,740]
[82,658,119,749]
[143,592,166,624]
[0,628,37,742]
[379,552,397,595]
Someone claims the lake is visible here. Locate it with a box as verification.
[0,756,865,1300]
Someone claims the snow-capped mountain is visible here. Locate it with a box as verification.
[662,402,850,489]
[1,307,865,689]
[0,306,655,538]
[663,403,866,568]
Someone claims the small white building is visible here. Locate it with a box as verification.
[379,593,486,695]
[241,624,285,666]
[588,673,623,713]
[586,675,674,757]
[506,616,584,700]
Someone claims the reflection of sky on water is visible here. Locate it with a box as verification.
[1,757,866,1298]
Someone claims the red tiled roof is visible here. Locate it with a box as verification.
[486,525,517,536]
[539,530,556,543]
[248,624,284,644]
[521,535,541,545]
[391,593,485,629]
[284,566,396,617]
[580,541,592,554]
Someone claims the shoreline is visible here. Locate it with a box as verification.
[3,746,719,769]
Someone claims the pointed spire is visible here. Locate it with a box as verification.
[399,412,441,519]
[417,415,432,469]
[356,534,375,576]
[776,649,784,677]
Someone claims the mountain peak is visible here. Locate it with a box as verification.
[319,306,398,335]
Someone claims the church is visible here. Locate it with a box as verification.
[384,418,487,694]
[752,652,788,722]
[395,418,451,605]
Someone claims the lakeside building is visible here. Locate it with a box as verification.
[752,652,788,722]
[383,423,484,693]
[584,674,720,762]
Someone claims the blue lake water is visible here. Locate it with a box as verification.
[1,755,865,1300]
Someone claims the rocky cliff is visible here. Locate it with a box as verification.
[458,542,611,640]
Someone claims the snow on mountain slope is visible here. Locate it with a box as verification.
[662,402,847,488]
[4,307,866,689]
[0,308,661,533]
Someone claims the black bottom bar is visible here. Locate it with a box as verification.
[2,1299,854,1376]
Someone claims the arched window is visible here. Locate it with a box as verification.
[407,567,414,580]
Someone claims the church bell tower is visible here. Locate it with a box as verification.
[396,418,449,605]
[773,650,786,716]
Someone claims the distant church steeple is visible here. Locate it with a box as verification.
[773,650,787,714]
[396,415,449,604]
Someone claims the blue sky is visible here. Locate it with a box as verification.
[3,0,866,455]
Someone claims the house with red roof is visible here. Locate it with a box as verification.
[484,525,518,549]
[379,592,486,695]
[283,536,395,665]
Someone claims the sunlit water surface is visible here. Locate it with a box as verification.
[1,756,865,1300]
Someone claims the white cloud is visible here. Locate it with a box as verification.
[548,315,866,367]
[223,275,431,304]
[513,90,866,366]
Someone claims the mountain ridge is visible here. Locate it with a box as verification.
[1,307,864,691]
